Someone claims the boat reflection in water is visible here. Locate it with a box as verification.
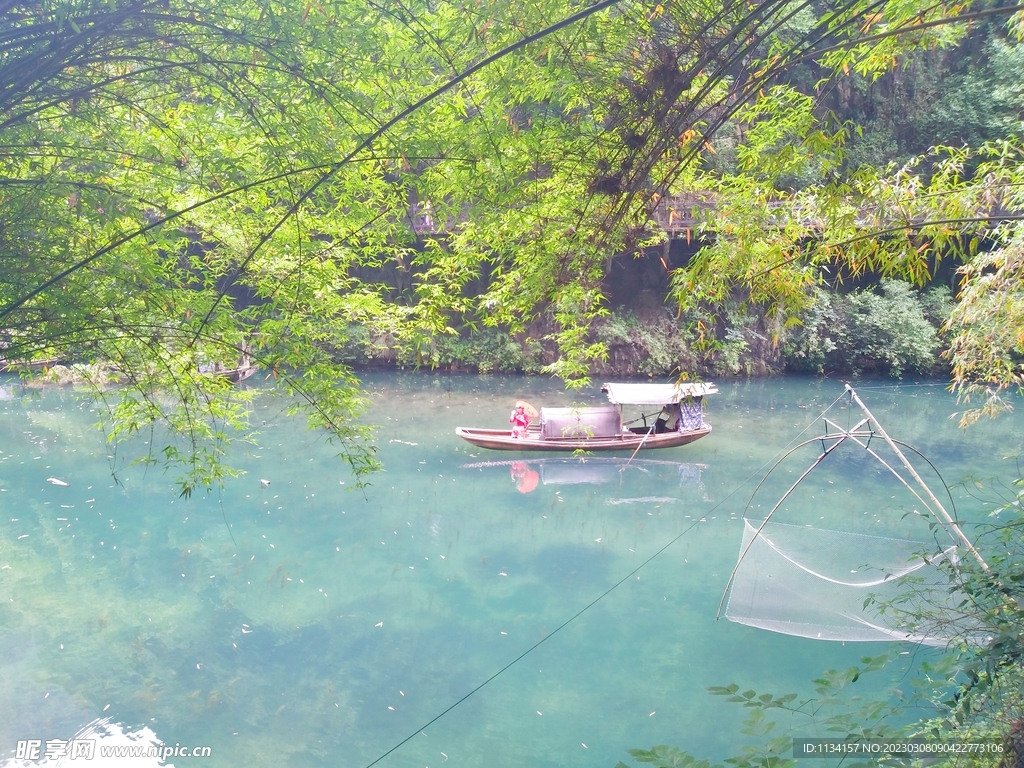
[460,456,705,495]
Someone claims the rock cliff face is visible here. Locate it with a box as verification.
[337,237,791,379]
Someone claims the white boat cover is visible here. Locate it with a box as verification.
[601,382,718,405]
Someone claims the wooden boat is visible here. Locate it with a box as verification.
[198,355,257,383]
[456,382,717,452]
[220,364,258,383]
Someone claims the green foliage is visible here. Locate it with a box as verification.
[780,290,842,374]
[717,306,758,377]
[1,0,657,485]
[837,28,1024,167]
[332,323,546,373]
[334,288,955,380]
[733,86,849,190]
[621,654,901,768]
[783,281,946,377]
[830,279,944,377]
[892,478,1024,755]
[946,235,1024,425]
[595,304,786,378]
[596,311,697,377]
[413,327,548,374]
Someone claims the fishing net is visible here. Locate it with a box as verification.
[725,519,965,646]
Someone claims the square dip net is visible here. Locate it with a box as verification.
[724,519,963,646]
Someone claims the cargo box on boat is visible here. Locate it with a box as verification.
[539,406,621,440]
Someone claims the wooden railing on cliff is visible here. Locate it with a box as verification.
[409,193,1016,239]
[648,193,718,237]
[408,193,780,238]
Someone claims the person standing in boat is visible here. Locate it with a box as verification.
[509,403,530,439]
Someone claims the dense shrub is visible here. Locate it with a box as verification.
[595,310,698,376]
[594,303,783,377]
[330,324,546,373]
[783,280,949,376]
[431,330,547,373]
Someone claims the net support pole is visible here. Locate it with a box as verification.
[845,384,989,572]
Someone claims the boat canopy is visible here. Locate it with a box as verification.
[601,382,718,406]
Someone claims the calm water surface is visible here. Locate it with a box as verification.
[0,374,1021,767]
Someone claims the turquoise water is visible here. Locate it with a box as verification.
[0,374,1021,767]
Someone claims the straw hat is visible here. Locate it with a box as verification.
[515,400,539,418]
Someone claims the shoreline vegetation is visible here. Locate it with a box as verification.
[12,276,951,386]
[334,278,952,380]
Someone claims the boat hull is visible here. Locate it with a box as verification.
[222,365,258,383]
[455,426,711,452]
